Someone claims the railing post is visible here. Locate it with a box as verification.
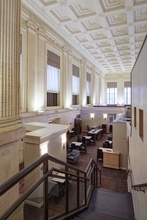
[65,166,69,214]
[99,168,101,186]
[77,171,80,208]
[84,173,87,206]
[95,166,98,187]
[43,158,48,220]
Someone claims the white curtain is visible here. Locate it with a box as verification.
[72,75,79,94]
[86,81,90,96]
[47,65,60,92]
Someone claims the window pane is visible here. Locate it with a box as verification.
[124,87,131,104]
[47,65,60,92]
[72,75,79,94]
[107,87,117,104]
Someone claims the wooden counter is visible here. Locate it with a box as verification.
[103,151,120,169]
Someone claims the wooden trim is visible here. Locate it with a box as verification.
[139,109,143,138]
[134,107,136,127]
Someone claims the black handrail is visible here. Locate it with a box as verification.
[0,153,100,220]
[132,183,147,193]
[128,169,147,193]
[0,153,85,196]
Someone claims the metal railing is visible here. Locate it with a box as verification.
[0,153,101,220]
[128,169,147,193]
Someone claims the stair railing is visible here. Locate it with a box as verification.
[128,169,147,193]
[0,153,100,220]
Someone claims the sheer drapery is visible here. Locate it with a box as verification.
[107,88,117,104]
[72,75,79,95]
[47,65,60,92]
[86,81,90,96]
[124,87,131,104]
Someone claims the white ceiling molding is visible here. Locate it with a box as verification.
[21,0,147,75]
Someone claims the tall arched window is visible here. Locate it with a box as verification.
[107,82,117,105]
[124,81,131,105]
[86,72,91,104]
[72,64,79,105]
[47,50,60,106]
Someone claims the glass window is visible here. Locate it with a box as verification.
[47,65,60,106]
[47,65,60,92]
[107,88,117,104]
[72,75,79,95]
[124,87,131,104]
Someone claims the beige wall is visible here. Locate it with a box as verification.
[129,36,147,220]
[113,121,128,170]
[105,74,130,105]
[20,5,104,113]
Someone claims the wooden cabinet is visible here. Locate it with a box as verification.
[103,152,119,169]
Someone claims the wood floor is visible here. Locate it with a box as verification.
[68,132,128,193]
[24,131,128,219]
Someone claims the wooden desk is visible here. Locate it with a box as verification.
[91,125,97,129]
[83,136,92,145]
[71,142,83,147]
[52,173,72,185]
[99,147,113,153]
[88,129,103,140]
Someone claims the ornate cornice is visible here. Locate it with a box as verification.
[37,27,46,39]
[72,54,81,63]
[26,20,38,32]
[46,36,63,50]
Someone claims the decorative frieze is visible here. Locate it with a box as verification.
[37,27,46,39]
[26,20,38,32]
[72,54,81,63]
[46,36,63,50]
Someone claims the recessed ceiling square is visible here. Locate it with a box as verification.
[69,2,96,19]
[75,34,88,43]
[96,41,111,47]
[135,23,147,33]
[115,37,129,45]
[99,0,125,12]
[106,13,127,26]
[65,23,81,34]
[42,0,57,4]
[81,18,102,31]
[50,8,71,22]
[111,27,128,37]
[90,31,107,40]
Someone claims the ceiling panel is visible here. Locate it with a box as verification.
[22,0,147,74]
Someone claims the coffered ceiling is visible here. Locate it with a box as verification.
[22,0,147,75]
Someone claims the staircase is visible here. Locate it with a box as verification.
[71,188,134,220]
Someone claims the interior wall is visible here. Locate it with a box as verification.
[129,36,147,220]
[105,74,130,105]
[20,5,103,113]
[113,122,128,170]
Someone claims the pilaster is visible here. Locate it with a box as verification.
[0,0,25,218]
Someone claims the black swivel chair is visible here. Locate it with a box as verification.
[77,134,82,142]
[103,142,109,148]
[71,143,76,150]
[97,149,103,161]
[89,135,96,145]
[87,125,90,132]
[78,136,87,153]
